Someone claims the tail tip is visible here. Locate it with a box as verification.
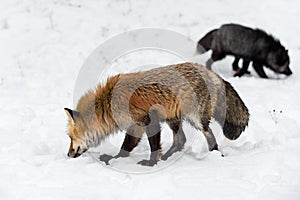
[223,121,246,140]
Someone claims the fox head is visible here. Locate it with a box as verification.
[64,108,89,158]
[267,48,292,76]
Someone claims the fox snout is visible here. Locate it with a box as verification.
[283,67,292,76]
[68,146,87,158]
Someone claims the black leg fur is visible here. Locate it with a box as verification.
[161,119,186,161]
[99,125,143,165]
[206,51,226,69]
[201,110,218,151]
[137,110,161,166]
[253,62,268,78]
[232,57,240,71]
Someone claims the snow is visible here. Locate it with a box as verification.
[1,0,300,199]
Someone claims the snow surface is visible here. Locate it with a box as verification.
[1,0,300,199]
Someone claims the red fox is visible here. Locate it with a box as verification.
[64,62,249,166]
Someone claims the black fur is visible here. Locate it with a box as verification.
[218,80,249,141]
[197,29,218,53]
[197,23,292,78]
[222,121,244,140]
[137,110,161,166]
[99,126,142,165]
[161,119,186,160]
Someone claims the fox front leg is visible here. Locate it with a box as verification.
[253,62,268,78]
[137,110,162,167]
[232,57,240,71]
[99,125,143,165]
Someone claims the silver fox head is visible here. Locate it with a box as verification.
[267,48,292,76]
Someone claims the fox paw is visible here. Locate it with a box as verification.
[99,154,114,165]
[234,70,251,77]
[161,150,176,161]
[161,154,169,161]
[161,145,184,161]
[137,159,157,166]
[210,144,219,151]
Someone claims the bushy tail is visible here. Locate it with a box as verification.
[216,80,249,140]
[196,29,218,54]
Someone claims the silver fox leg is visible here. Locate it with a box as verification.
[232,57,240,71]
[234,59,251,77]
[206,59,214,70]
[253,62,268,78]
[206,51,226,70]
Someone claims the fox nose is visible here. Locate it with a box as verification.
[68,147,87,158]
[68,148,80,158]
[284,67,292,76]
[68,148,75,157]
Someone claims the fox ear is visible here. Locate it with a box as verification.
[64,108,80,123]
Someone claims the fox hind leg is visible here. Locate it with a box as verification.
[202,127,218,151]
[200,112,218,152]
[234,59,251,77]
[161,119,186,161]
[232,57,240,71]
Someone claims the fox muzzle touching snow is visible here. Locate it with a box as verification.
[64,108,89,158]
[67,140,88,158]
[64,62,249,166]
